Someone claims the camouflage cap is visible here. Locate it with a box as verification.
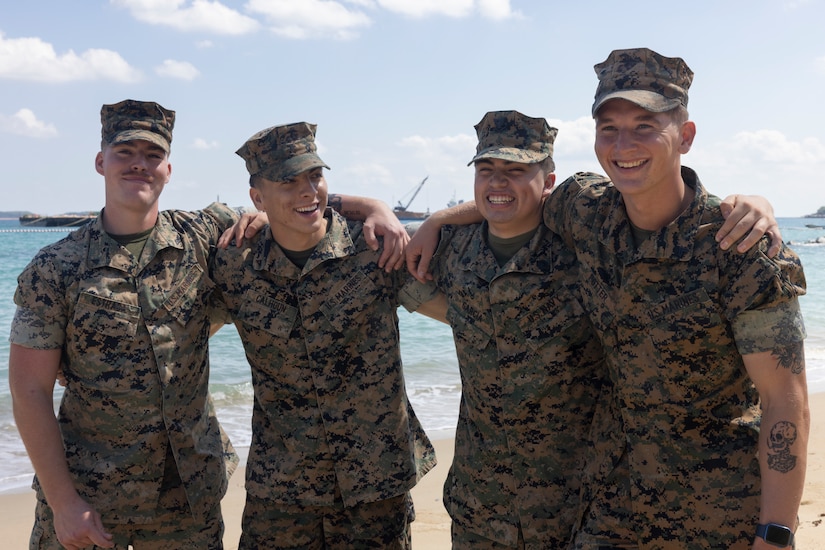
[468,110,558,171]
[591,48,694,116]
[100,99,175,153]
[236,122,330,182]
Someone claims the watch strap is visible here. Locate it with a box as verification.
[756,523,794,547]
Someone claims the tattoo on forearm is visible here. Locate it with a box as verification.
[328,194,343,213]
[327,194,361,218]
[767,420,798,473]
[774,340,805,374]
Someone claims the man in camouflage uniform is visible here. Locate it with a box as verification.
[403,110,607,549]
[209,122,441,549]
[8,100,241,550]
[406,109,790,550]
[8,101,409,550]
[542,48,809,549]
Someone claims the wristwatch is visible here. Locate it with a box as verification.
[755,523,794,547]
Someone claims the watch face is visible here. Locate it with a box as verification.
[765,524,792,545]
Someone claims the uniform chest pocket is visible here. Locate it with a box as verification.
[163,264,211,326]
[517,293,588,354]
[319,271,379,334]
[447,305,492,352]
[643,289,735,388]
[73,292,141,339]
[238,290,298,339]
[645,289,727,348]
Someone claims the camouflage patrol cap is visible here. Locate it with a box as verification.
[468,110,558,172]
[100,99,175,153]
[592,48,694,116]
[236,122,330,182]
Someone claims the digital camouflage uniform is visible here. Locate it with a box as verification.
[544,168,807,549]
[11,204,240,541]
[402,110,609,548]
[220,121,436,548]
[406,220,605,549]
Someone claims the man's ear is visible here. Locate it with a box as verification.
[95,151,104,175]
[542,172,557,197]
[249,186,265,212]
[679,121,697,154]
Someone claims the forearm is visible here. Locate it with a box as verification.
[13,387,78,506]
[413,292,448,324]
[427,200,483,227]
[9,346,79,510]
[758,397,809,529]
[742,344,809,544]
[328,194,387,220]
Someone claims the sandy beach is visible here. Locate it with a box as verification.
[2,393,823,549]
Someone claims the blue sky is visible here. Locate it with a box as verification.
[1,0,824,216]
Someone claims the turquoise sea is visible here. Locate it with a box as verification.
[1,217,824,493]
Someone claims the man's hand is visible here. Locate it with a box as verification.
[53,494,113,549]
[717,194,782,257]
[406,217,441,283]
[405,200,483,282]
[363,206,409,272]
[217,211,268,249]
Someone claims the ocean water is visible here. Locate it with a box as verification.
[1,217,823,494]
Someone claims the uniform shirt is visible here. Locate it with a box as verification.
[545,169,807,547]
[210,209,436,508]
[406,222,606,548]
[10,203,240,523]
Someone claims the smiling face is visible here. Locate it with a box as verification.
[594,99,695,206]
[474,158,555,238]
[96,139,171,222]
[250,166,328,251]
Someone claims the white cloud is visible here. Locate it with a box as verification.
[377,0,518,19]
[196,40,214,48]
[192,138,220,149]
[344,0,376,6]
[377,0,473,17]
[0,32,140,83]
[477,0,522,20]
[549,116,595,157]
[729,129,825,164]
[399,132,476,163]
[111,0,260,35]
[0,108,58,138]
[690,129,825,216]
[156,59,200,80]
[246,0,372,39]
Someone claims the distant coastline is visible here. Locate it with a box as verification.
[0,211,99,224]
[0,211,33,220]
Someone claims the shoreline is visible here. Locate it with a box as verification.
[1,394,823,548]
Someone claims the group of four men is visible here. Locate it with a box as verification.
[9,46,807,549]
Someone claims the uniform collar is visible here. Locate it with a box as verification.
[253,208,356,276]
[86,210,182,271]
[455,221,552,281]
[598,166,707,263]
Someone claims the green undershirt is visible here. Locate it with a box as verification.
[486,227,537,267]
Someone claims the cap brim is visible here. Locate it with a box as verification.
[259,153,331,182]
[468,147,548,166]
[110,130,170,153]
[592,90,681,117]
